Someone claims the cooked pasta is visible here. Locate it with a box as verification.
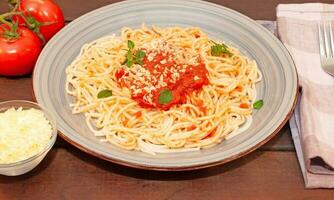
[65,25,262,155]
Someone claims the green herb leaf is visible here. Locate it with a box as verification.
[135,59,144,66]
[128,40,135,50]
[211,44,223,56]
[123,41,146,67]
[211,42,233,57]
[135,50,146,59]
[221,43,233,56]
[97,90,113,99]
[127,51,133,60]
[134,50,146,66]
[125,60,134,67]
[158,89,173,104]
[125,51,134,67]
[253,100,263,110]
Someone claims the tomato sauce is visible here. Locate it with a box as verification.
[202,127,217,140]
[116,49,209,110]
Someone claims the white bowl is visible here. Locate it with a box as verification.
[0,100,57,176]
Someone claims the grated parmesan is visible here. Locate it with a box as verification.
[0,108,53,164]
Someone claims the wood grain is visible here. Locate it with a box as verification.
[1,0,334,21]
[0,149,333,200]
[0,76,33,102]
[1,0,334,198]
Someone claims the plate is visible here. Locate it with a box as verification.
[33,0,298,170]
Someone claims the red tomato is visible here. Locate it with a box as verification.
[15,0,65,42]
[0,25,42,76]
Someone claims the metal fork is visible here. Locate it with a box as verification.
[318,22,334,76]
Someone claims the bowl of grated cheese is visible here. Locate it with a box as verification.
[0,100,57,176]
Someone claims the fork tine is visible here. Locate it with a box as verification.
[318,23,326,57]
[323,22,331,57]
[329,23,334,57]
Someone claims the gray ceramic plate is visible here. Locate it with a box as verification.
[33,0,298,170]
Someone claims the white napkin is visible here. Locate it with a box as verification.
[277,3,334,188]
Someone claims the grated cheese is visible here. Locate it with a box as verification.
[0,108,53,164]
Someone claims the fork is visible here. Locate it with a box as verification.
[318,22,334,76]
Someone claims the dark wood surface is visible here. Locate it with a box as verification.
[0,0,333,199]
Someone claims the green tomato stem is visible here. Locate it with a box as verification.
[17,13,35,29]
[0,17,11,27]
[0,12,22,40]
[0,12,21,19]
[0,11,22,27]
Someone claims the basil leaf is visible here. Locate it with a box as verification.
[134,50,146,66]
[124,43,145,67]
[253,100,263,110]
[135,59,143,66]
[221,43,233,56]
[125,51,134,67]
[211,45,223,56]
[127,51,133,61]
[135,50,146,59]
[158,89,173,104]
[211,42,233,57]
[126,60,134,67]
[128,40,135,50]
[97,90,113,99]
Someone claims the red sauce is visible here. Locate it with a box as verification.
[186,125,196,131]
[239,103,250,109]
[116,49,209,110]
[202,127,217,140]
[134,111,142,118]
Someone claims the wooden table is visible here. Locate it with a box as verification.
[1,0,334,199]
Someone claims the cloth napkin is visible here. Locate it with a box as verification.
[277,3,334,188]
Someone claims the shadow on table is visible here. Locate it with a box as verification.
[67,145,264,181]
[0,142,264,182]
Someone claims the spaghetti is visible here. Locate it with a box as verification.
[65,26,262,155]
